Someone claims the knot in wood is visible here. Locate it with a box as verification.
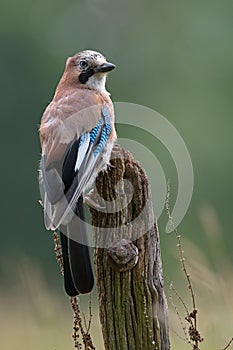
[107,239,139,272]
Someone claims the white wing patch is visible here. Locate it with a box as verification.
[74,133,90,171]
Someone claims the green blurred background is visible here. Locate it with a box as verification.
[0,0,232,349]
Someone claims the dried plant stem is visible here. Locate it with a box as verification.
[168,282,190,343]
[87,296,93,333]
[169,281,191,324]
[166,184,196,310]
[165,183,203,349]
[70,296,83,349]
[70,296,95,349]
[53,231,64,275]
[81,296,93,333]
[51,230,95,349]
[221,337,233,350]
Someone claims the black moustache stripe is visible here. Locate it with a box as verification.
[79,69,95,84]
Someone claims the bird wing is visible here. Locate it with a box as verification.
[40,96,114,230]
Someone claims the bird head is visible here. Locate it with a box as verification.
[64,50,116,93]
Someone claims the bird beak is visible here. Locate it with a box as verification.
[94,62,116,73]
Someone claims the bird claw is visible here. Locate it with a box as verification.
[84,192,106,210]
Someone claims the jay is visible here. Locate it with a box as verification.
[39,50,116,296]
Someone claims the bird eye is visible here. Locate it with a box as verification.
[79,60,88,69]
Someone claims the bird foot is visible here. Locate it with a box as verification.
[84,192,105,210]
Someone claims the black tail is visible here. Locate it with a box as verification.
[60,197,94,296]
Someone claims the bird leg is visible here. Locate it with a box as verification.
[84,189,106,210]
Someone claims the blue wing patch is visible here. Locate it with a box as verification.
[93,106,112,156]
[75,106,112,170]
[89,118,103,144]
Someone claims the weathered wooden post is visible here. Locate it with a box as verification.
[88,145,170,350]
